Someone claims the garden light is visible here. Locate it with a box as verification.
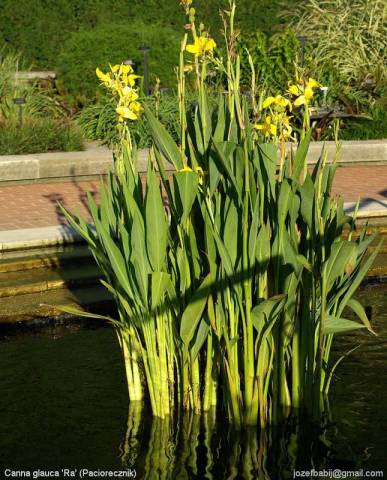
[12,96,26,128]
[297,35,307,67]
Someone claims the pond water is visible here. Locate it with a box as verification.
[0,283,386,479]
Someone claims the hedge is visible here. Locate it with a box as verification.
[0,0,297,68]
[56,23,181,98]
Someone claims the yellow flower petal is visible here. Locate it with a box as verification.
[96,67,111,84]
[304,86,314,102]
[116,106,138,120]
[121,64,133,74]
[288,85,300,96]
[262,96,275,109]
[186,36,216,56]
[307,77,319,88]
[204,38,216,51]
[294,95,306,106]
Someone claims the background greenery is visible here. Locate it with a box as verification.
[0,0,297,67]
[57,23,181,100]
[0,0,385,146]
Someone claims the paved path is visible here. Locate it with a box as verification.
[0,164,386,231]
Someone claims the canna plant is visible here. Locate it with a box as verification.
[62,0,380,428]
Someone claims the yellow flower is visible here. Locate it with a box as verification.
[262,95,291,110]
[121,64,134,74]
[96,67,111,85]
[294,86,314,106]
[306,77,319,88]
[129,101,142,116]
[262,96,276,108]
[186,36,216,56]
[287,84,300,96]
[253,116,277,137]
[120,87,139,102]
[122,74,141,87]
[116,103,141,121]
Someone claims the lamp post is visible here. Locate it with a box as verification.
[13,97,26,128]
[139,46,150,95]
[297,36,307,67]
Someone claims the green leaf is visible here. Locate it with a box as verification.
[257,143,277,200]
[336,239,382,316]
[255,223,271,273]
[151,271,171,310]
[324,241,358,290]
[180,273,213,347]
[143,104,183,170]
[174,170,199,223]
[212,140,241,202]
[145,163,168,271]
[190,318,210,361]
[299,174,315,232]
[251,294,287,333]
[292,130,311,181]
[345,298,376,335]
[323,316,366,335]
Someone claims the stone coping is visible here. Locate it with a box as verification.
[0,140,386,183]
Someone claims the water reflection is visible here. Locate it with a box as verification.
[118,404,361,480]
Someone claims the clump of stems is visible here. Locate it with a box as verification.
[62,0,380,428]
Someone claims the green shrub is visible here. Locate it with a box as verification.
[57,23,182,99]
[0,51,64,123]
[285,0,387,113]
[77,90,221,148]
[237,29,299,93]
[0,118,84,154]
[0,0,298,70]
[77,92,198,148]
[339,105,387,141]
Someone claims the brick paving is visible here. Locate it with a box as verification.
[0,164,386,231]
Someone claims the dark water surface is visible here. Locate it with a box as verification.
[0,284,386,479]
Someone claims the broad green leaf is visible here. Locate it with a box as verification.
[345,298,376,335]
[180,273,213,346]
[251,294,287,333]
[292,130,311,181]
[145,164,168,271]
[336,240,382,316]
[277,179,292,226]
[255,223,271,273]
[213,140,241,201]
[323,316,366,335]
[223,197,240,267]
[174,170,199,223]
[324,241,358,289]
[151,271,171,310]
[95,219,134,299]
[190,318,210,361]
[299,174,315,232]
[143,104,183,170]
[257,143,277,201]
